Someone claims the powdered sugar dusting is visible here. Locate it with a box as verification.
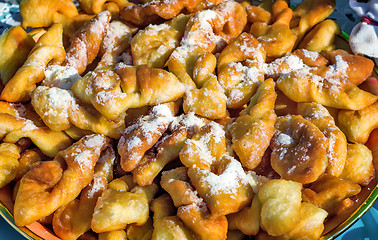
[42,65,81,90]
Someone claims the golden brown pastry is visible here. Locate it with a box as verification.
[71,64,186,121]
[337,101,378,144]
[118,103,178,172]
[78,0,132,15]
[297,19,341,52]
[0,143,20,188]
[62,11,111,75]
[217,32,266,108]
[1,24,65,102]
[0,26,35,85]
[290,0,335,46]
[339,143,375,186]
[31,86,126,138]
[298,102,347,177]
[250,0,297,59]
[14,134,109,226]
[270,115,328,184]
[131,14,190,68]
[230,79,277,170]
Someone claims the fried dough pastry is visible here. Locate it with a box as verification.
[20,0,79,29]
[161,167,203,207]
[246,5,271,24]
[181,1,247,53]
[188,155,253,216]
[230,79,277,170]
[276,70,378,111]
[250,0,297,59]
[258,179,302,236]
[0,26,35,85]
[0,24,65,102]
[72,64,185,121]
[183,52,227,119]
[177,202,228,240]
[126,218,153,240]
[0,143,20,188]
[337,101,378,144]
[298,102,347,177]
[132,113,207,186]
[96,20,133,69]
[298,19,341,52]
[91,182,158,232]
[270,115,328,184]
[302,173,361,215]
[52,176,107,240]
[14,134,109,226]
[131,14,190,68]
[15,149,46,180]
[117,103,178,172]
[99,230,127,240]
[217,32,266,108]
[0,112,73,158]
[290,0,335,46]
[339,143,375,186]
[179,121,226,171]
[79,0,132,15]
[120,0,223,26]
[31,86,126,138]
[63,11,111,75]
[320,49,375,86]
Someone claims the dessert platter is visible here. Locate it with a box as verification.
[0,0,377,239]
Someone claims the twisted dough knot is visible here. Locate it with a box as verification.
[71,63,186,121]
[217,32,266,108]
[63,11,112,75]
[181,1,247,53]
[0,26,35,85]
[120,0,225,26]
[230,79,277,170]
[0,101,73,158]
[14,134,109,226]
[270,115,329,184]
[298,102,347,177]
[0,143,20,188]
[31,86,126,139]
[249,0,297,59]
[0,24,66,102]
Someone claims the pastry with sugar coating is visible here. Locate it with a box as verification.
[0,143,20,188]
[118,103,178,172]
[1,24,65,102]
[14,134,109,226]
[337,101,378,144]
[230,79,277,170]
[62,11,111,75]
[270,115,328,184]
[78,0,132,15]
[217,32,266,108]
[298,102,347,177]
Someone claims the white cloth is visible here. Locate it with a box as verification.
[349,0,378,62]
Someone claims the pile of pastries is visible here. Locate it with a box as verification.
[0,0,377,239]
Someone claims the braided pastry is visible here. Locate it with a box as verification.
[218,32,266,108]
[230,79,277,170]
[0,26,35,85]
[1,24,66,102]
[270,115,329,184]
[298,102,347,177]
[250,0,297,59]
[14,134,109,226]
[63,11,111,75]
[337,101,378,144]
[31,86,126,138]
[71,64,185,121]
